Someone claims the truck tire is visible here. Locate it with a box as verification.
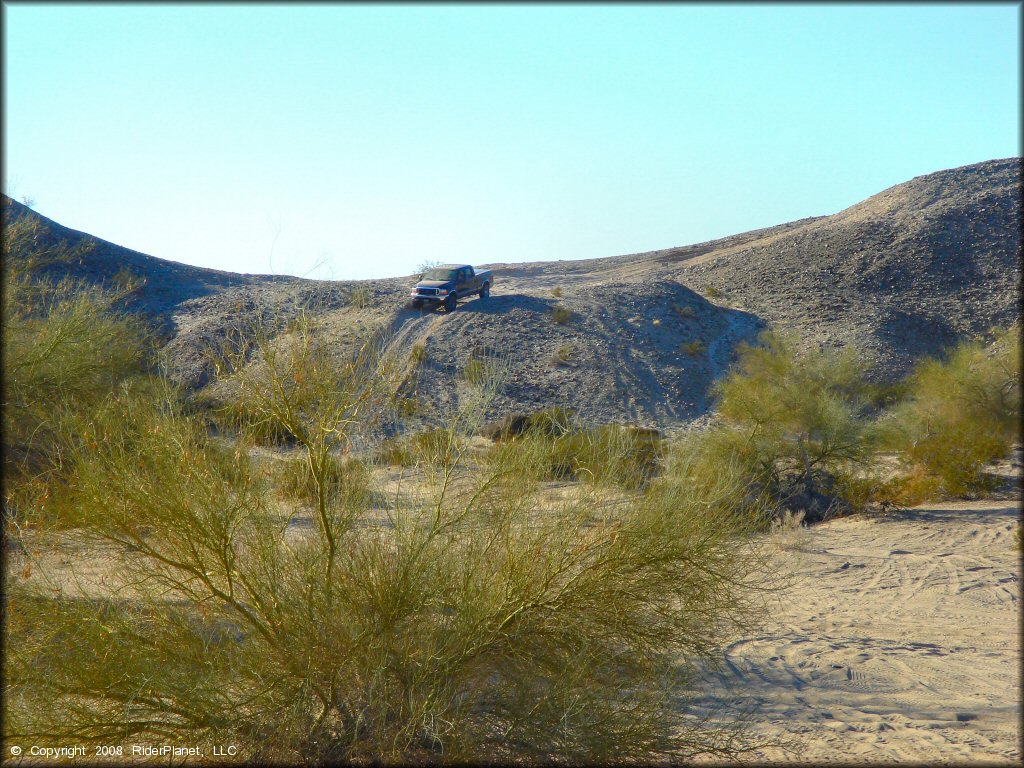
[479,282,490,299]
[412,298,424,310]
[444,293,457,312]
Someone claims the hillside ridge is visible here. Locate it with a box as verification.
[4,157,1020,430]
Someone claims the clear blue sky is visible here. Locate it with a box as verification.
[4,3,1020,280]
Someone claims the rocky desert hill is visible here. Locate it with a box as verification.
[3,157,1020,433]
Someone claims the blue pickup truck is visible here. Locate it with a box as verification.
[410,264,493,312]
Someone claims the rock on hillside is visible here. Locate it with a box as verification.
[3,157,1019,431]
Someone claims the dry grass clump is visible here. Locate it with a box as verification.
[275,453,371,507]
[375,428,463,468]
[410,342,427,365]
[461,356,488,384]
[549,343,574,367]
[348,285,370,308]
[487,419,664,491]
[551,305,572,325]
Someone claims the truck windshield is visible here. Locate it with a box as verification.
[423,268,460,281]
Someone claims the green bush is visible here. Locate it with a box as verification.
[704,286,722,300]
[679,332,875,524]
[878,326,1020,496]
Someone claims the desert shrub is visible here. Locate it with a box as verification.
[877,326,1021,496]
[551,305,572,325]
[678,332,876,524]
[6,322,776,763]
[2,217,153,523]
[681,340,706,356]
[705,286,722,300]
[550,286,563,298]
[480,407,576,442]
[870,464,944,507]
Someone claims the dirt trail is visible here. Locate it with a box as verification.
[692,498,1021,763]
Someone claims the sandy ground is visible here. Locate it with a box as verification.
[693,497,1021,764]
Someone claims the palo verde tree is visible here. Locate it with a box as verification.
[678,331,876,523]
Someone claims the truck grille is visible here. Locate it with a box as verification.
[416,288,440,296]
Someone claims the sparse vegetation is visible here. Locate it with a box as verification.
[550,286,563,298]
[552,305,572,325]
[487,418,664,491]
[704,285,722,300]
[2,218,153,525]
[275,453,371,507]
[375,427,463,467]
[461,356,487,384]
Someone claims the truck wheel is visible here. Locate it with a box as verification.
[479,283,490,299]
[444,294,457,312]
[411,299,424,310]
